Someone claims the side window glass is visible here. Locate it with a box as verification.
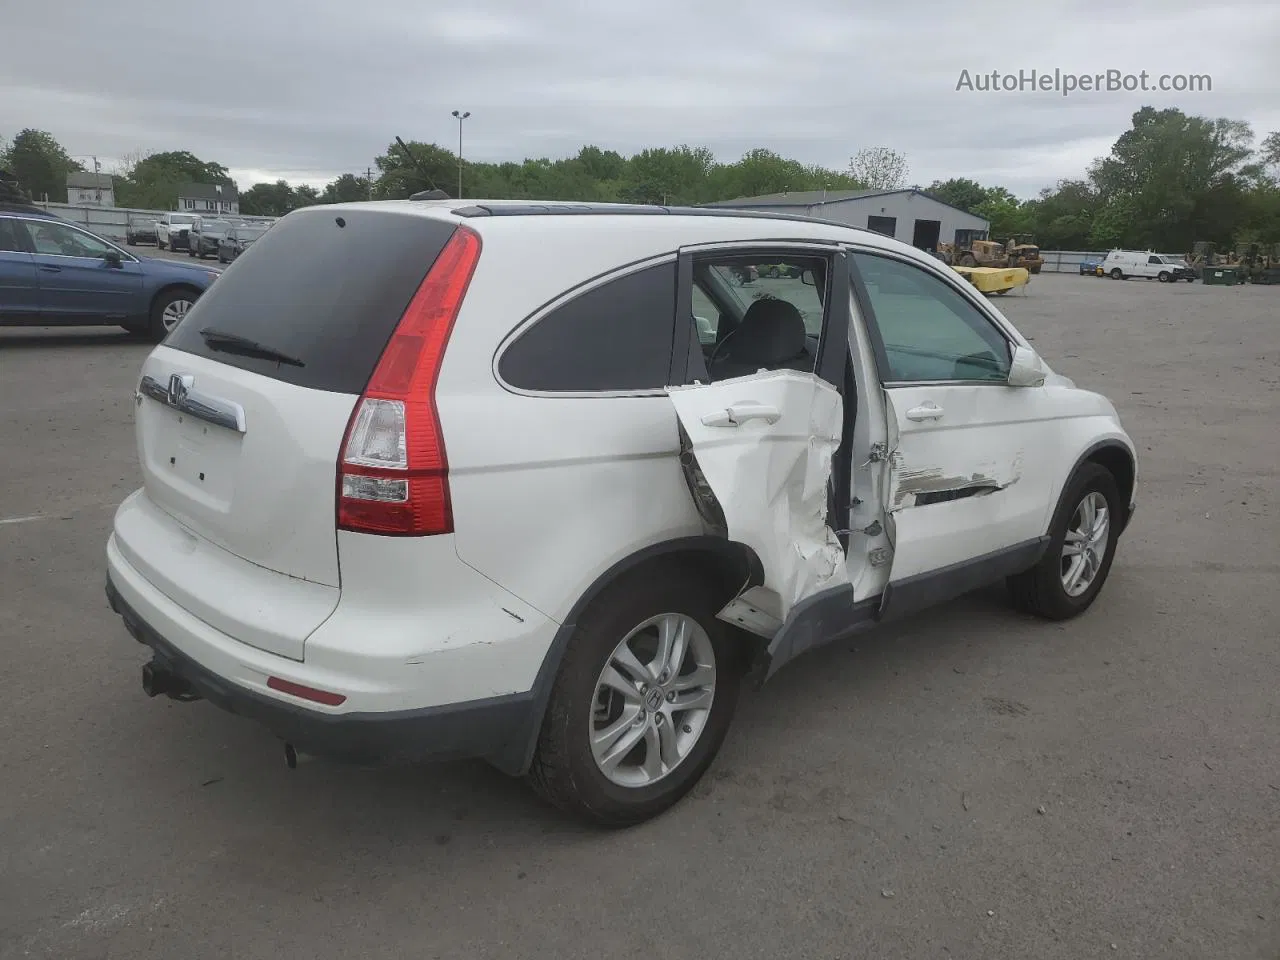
[0,218,27,253]
[1148,256,1161,265]
[852,253,1011,383]
[28,222,113,258]
[691,255,829,383]
[499,262,677,393]
[690,284,719,345]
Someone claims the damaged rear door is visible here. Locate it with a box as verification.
[666,243,857,679]
[848,250,1060,617]
[669,369,851,632]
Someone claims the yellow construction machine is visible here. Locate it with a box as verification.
[1002,234,1044,274]
[938,229,1009,268]
[952,265,1030,296]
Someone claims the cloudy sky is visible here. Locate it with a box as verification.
[3,0,1278,198]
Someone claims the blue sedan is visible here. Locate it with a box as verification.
[0,209,219,340]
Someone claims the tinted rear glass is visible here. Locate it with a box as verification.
[165,208,457,394]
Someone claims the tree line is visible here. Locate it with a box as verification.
[4,107,1279,251]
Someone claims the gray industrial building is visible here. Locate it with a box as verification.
[702,188,989,252]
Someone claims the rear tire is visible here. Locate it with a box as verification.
[528,564,742,826]
[1008,463,1122,621]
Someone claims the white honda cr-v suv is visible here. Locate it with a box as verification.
[106,199,1137,825]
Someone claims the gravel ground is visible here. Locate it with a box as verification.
[1,272,1277,960]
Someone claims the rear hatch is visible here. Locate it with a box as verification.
[134,205,458,603]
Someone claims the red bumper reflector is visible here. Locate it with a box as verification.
[267,676,347,707]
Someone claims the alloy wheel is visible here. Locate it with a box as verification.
[161,298,193,332]
[1060,491,1110,597]
[590,613,716,788]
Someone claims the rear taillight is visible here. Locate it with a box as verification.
[336,226,481,536]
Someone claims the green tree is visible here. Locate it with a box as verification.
[575,145,626,182]
[372,140,457,199]
[116,150,234,209]
[848,147,908,190]
[239,180,297,217]
[1260,132,1280,173]
[0,129,83,203]
[1087,107,1255,249]
[1029,180,1099,249]
[925,178,988,213]
[322,173,371,203]
[623,146,716,204]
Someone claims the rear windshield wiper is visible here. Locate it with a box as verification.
[198,328,305,367]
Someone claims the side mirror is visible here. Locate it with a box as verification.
[103,250,123,268]
[1007,344,1047,387]
[800,269,816,286]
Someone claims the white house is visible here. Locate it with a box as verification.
[177,182,240,216]
[66,172,115,207]
[701,188,990,253]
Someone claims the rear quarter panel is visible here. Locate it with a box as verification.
[437,219,722,623]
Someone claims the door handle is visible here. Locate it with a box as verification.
[905,402,944,422]
[701,401,782,428]
[39,264,62,273]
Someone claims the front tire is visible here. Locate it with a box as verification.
[528,564,742,826]
[147,287,198,341]
[1110,268,1124,280]
[1158,271,1171,282]
[1008,463,1122,620]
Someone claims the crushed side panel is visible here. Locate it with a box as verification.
[888,449,1024,510]
[668,371,851,623]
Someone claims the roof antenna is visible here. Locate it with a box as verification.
[394,136,448,199]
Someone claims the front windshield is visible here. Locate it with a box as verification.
[240,226,268,240]
[171,215,196,225]
[202,220,231,233]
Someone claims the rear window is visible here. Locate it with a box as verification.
[164,208,457,394]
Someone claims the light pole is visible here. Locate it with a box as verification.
[451,110,470,198]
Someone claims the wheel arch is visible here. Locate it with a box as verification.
[1054,440,1136,536]
[502,536,764,776]
[149,281,203,315]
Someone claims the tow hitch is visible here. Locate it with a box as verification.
[141,659,201,702]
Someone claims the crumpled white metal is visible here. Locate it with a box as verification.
[668,370,850,623]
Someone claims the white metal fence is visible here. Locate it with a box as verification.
[30,202,275,243]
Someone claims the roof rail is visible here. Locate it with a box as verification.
[448,201,870,234]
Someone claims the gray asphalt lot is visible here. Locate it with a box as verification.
[1,273,1277,959]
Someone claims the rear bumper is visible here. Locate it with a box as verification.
[106,576,540,773]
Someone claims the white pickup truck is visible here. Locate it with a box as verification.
[155,213,198,252]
